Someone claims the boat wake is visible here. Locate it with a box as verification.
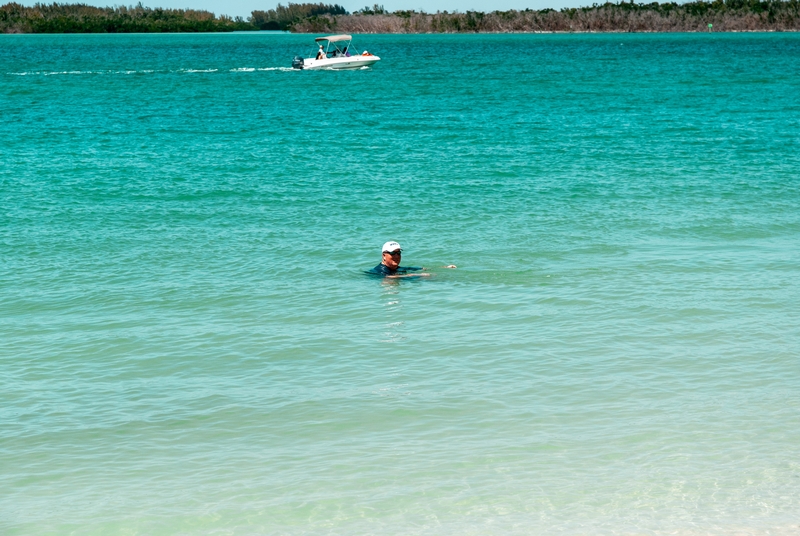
[6,67,296,76]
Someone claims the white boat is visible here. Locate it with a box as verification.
[291,34,380,71]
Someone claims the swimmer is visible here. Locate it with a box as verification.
[366,241,456,278]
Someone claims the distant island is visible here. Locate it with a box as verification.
[1,1,798,34]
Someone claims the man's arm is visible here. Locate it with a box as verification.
[420,265,457,270]
[386,272,432,279]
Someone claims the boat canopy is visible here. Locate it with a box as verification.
[315,34,352,43]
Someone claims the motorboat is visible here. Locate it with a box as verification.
[291,35,380,70]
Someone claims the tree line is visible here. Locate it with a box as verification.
[2,1,798,34]
[250,3,347,30]
[293,0,800,33]
[0,2,255,32]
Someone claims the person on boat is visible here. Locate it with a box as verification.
[366,241,456,278]
[343,46,351,57]
[316,45,326,60]
[362,50,372,56]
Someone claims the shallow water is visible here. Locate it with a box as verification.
[2,32,800,534]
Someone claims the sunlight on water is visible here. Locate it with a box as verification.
[1,32,800,535]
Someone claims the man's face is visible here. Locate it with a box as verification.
[382,250,401,270]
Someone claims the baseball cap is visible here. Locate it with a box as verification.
[382,241,402,253]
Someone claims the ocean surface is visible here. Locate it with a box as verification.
[2,32,799,535]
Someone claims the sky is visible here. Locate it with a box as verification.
[21,0,588,20]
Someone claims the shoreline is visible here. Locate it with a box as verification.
[286,28,800,34]
[3,28,799,35]
[3,1,799,35]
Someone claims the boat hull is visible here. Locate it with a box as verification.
[298,55,380,71]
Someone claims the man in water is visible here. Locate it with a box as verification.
[366,241,456,278]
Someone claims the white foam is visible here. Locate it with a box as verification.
[44,70,90,76]
[7,67,296,76]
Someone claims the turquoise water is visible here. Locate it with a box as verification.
[2,32,800,534]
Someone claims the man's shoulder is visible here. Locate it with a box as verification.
[364,264,423,277]
[366,263,392,276]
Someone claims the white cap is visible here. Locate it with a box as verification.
[382,241,402,253]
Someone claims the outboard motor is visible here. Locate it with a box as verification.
[291,55,305,70]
